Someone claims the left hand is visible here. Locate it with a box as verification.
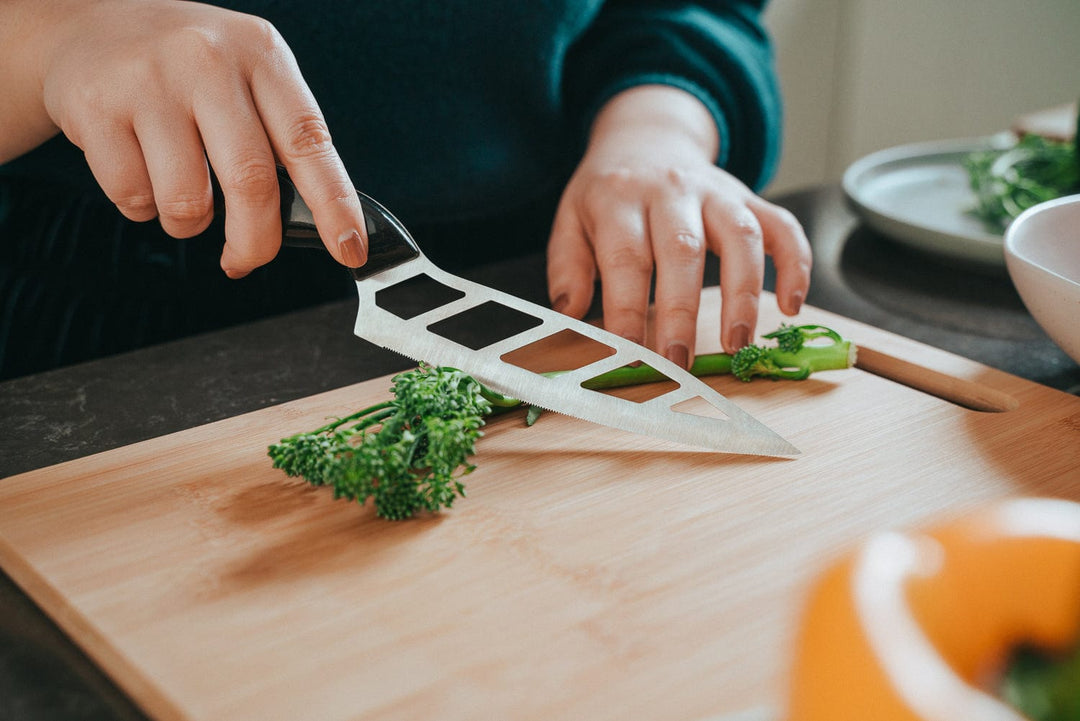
[546,85,811,367]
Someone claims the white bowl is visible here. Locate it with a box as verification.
[1004,194,1080,365]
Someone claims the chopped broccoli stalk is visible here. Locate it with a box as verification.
[572,353,733,390]
[552,324,855,390]
[730,324,856,382]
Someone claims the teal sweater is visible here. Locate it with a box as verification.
[0,1,782,379]
[2,0,781,225]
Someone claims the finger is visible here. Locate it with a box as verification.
[81,122,158,224]
[546,198,597,319]
[649,195,706,368]
[593,204,653,346]
[749,197,812,316]
[133,112,214,239]
[195,80,283,278]
[247,43,366,268]
[704,196,764,353]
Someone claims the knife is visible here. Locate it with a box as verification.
[275,171,798,456]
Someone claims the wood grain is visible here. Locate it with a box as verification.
[1,289,1078,721]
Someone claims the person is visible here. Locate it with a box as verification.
[0,0,811,380]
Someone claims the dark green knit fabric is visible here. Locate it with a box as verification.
[2,1,781,218]
[0,1,782,379]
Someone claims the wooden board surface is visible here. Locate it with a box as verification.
[2,288,1079,721]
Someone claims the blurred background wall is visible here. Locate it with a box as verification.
[763,0,1080,194]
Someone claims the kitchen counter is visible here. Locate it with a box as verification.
[1,184,1076,721]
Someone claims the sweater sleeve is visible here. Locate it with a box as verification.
[562,0,782,191]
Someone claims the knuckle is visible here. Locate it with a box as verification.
[579,181,611,212]
[601,166,636,186]
[663,167,694,193]
[238,15,286,54]
[280,113,335,161]
[606,302,648,329]
[593,167,642,197]
[728,212,764,247]
[660,298,699,324]
[176,15,284,70]
[309,178,356,209]
[666,230,705,258]
[157,193,213,228]
[113,192,157,221]
[730,287,761,308]
[788,258,813,280]
[220,160,279,206]
[599,244,653,274]
[65,82,108,118]
[171,25,227,68]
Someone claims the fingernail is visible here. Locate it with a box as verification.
[665,343,689,370]
[338,230,366,267]
[552,294,569,314]
[730,323,751,351]
[224,267,250,280]
[790,290,805,314]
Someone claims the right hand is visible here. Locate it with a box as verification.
[12,0,367,277]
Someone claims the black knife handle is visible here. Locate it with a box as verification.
[275,167,421,281]
[211,168,421,280]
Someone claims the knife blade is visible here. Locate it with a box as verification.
[277,172,798,456]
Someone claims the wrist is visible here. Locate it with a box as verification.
[0,0,83,162]
[586,84,720,163]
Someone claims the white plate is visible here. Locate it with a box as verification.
[842,134,1017,266]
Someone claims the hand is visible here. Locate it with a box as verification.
[8,0,366,277]
[546,85,811,366]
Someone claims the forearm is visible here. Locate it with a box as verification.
[0,0,73,163]
[586,84,720,164]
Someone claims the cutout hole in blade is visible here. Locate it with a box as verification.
[671,395,732,422]
[375,273,465,320]
[500,328,616,374]
[582,362,679,403]
[427,301,543,350]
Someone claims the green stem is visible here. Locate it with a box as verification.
[577,352,735,390]
[761,342,857,377]
[477,386,525,408]
[484,352,741,415]
[571,341,854,389]
[312,400,395,434]
[483,353,737,416]
[480,331,854,415]
[347,407,398,434]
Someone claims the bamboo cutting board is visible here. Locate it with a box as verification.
[1,288,1078,721]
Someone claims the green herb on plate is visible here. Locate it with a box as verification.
[964,133,1079,233]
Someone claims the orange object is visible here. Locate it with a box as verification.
[786,497,1080,721]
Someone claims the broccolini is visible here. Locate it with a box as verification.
[268,323,856,519]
